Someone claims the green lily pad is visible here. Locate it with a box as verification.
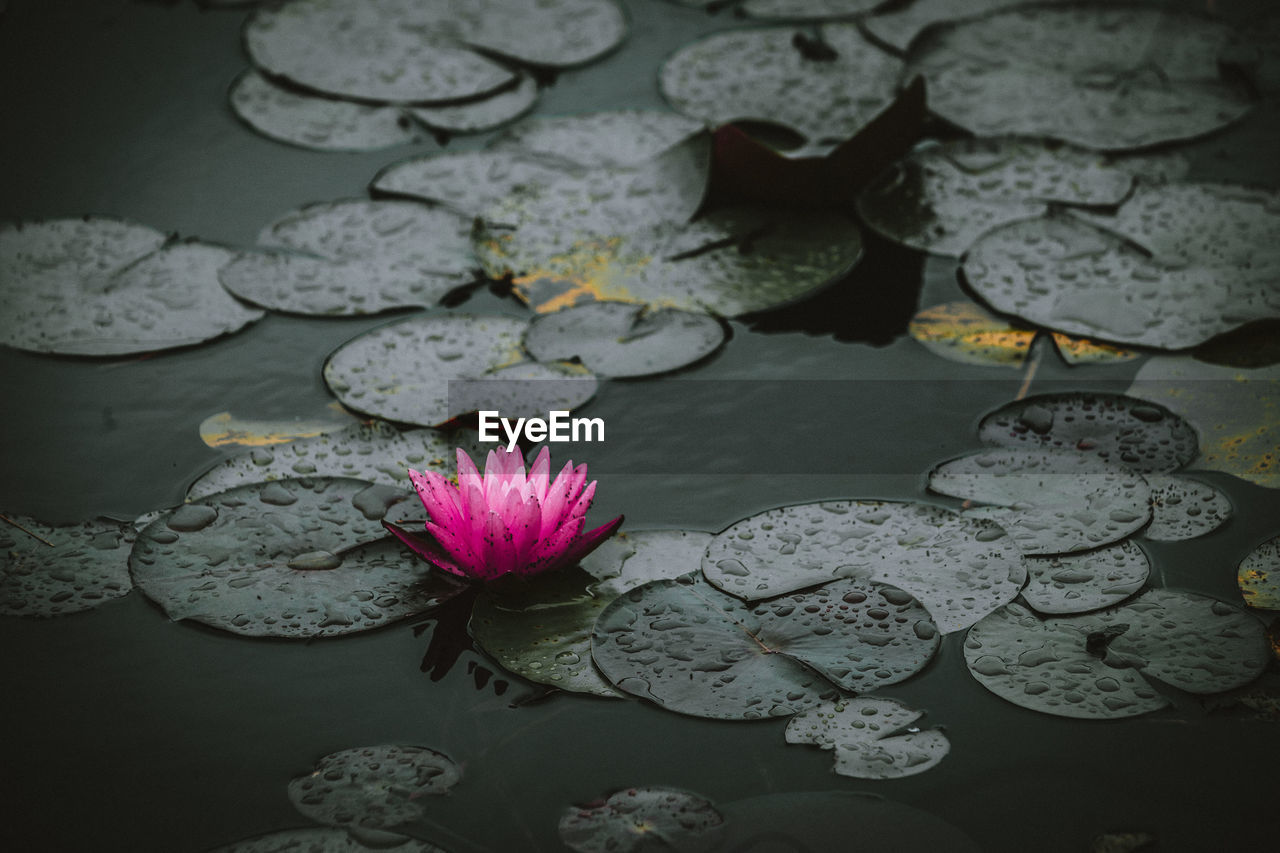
[408,73,539,134]
[372,150,574,217]
[0,515,134,617]
[929,449,1152,555]
[1020,540,1149,615]
[288,744,461,831]
[660,24,901,156]
[470,530,712,696]
[1143,476,1231,541]
[1239,535,1280,611]
[218,200,475,316]
[188,422,485,500]
[591,574,939,720]
[490,109,705,168]
[559,787,724,853]
[131,477,463,638]
[858,137,1134,258]
[322,313,597,428]
[978,393,1200,475]
[964,590,1271,719]
[210,828,445,853]
[523,302,725,377]
[784,697,950,779]
[0,219,262,356]
[903,5,1255,150]
[702,500,1026,633]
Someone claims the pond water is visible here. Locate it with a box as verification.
[1,0,1278,850]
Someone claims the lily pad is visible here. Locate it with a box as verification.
[902,5,1256,150]
[559,787,724,853]
[0,515,134,617]
[470,530,712,696]
[908,301,1036,368]
[977,393,1199,474]
[198,405,360,449]
[523,302,725,377]
[490,109,705,168]
[964,591,1271,719]
[741,0,884,21]
[1050,332,1138,366]
[407,73,539,134]
[591,574,939,719]
[1144,475,1231,541]
[322,313,597,428]
[784,697,950,779]
[188,422,485,500]
[702,500,1026,633]
[130,477,463,638]
[858,137,1133,258]
[1126,356,1280,489]
[229,69,422,152]
[1020,540,1149,615]
[211,828,445,853]
[0,219,262,356]
[660,24,902,157]
[288,744,461,831]
[863,0,1078,52]
[245,0,626,104]
[928,449,1152,555]
[218,200,475,316]
[372,150,573,217]
[1238,535,1280,611]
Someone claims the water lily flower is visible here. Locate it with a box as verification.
[385,446,623,581]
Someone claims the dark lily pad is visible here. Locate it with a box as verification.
[523,302,725,377]
[188,422,485,500]
[0,219,262,356]
[0,514,134,617]
[372,150,573,217]
[928,449,1152,555]
[1144,475,1231,541]
[741,0,884,21]
[1126,356,1279,489]
[490,109,704,168]
[470,530,712,696]
[660,24,902,157]
[964,590,1271,719]
[211,828,445,853]
[559,787,724,853]
[229,69,423,152]
[977,393,1200,475]
[288,744,461,831]
[407,73,539,134]
[591,574,939,720]
[858,137,1133,258]
[702,500,1025,633]
[218,200,475,316]
[131,477,463,638]
[784,697,950,779]
[1238,535,1280,611]
[322,313,597,428]
[1020,540,1149,615]
[902,5,1256,150]
[863,0,1078,52]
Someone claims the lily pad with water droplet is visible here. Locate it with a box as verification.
[1238,535,1280,611]
[523,302,725,377]
[740,0,884,21]
[372,150,574,217]
[978,393,1199,475]
[0,515,134,617]
[591,574,939,720]
[559,787,724,853]
[929,449,1152,555]
[131,477,463,638]
[964,590,1271,719]
[702,500,1025,634]
[322,313,597,427]
[1144,475,1231,541]
[288,744,461,832]
[863,0,1077,52]
[1020,540,1149,615]
[902,5,1256,150]
[407,73,539,134]
[211,827,445,853]
[218,200,475,316]
[784,697,950,779]
[660,24,902,157]
[188,422,485,500]
[490,109,705,168]
[858,137,1134,258]
[228,69,423,152]
[470,530,712,696]
[1126,356,1280,489]
[0,219,263,356]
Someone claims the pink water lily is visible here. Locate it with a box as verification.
[385,446,623,581]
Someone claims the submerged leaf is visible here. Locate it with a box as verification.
[785,697,950,779]
[198,406,360,449]
[288,744,461,831]
[0,515,133,617]
[1238,535,1280,611]
[559,787,724,853]
[908,301,1036,369]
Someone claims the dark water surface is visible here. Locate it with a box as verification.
[2,1,1278,850]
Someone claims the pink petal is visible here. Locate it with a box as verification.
[539,460,578,538]
[382,520,470,579]
[558,514,625,568]
[409,469,462,530]
[426,520,483,574]
[527,513,585,573]
[527,447,551,503]
[564,479,597,524]
[507,495,543,567]
[481,510,518,580]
